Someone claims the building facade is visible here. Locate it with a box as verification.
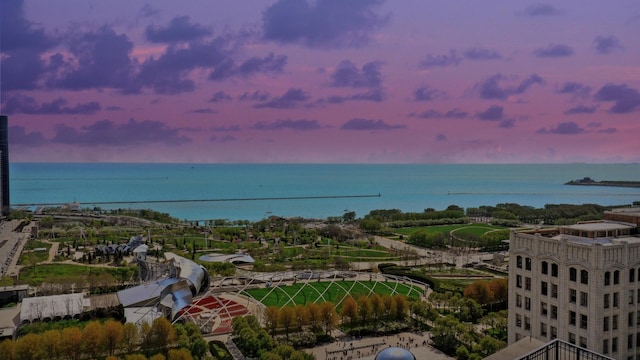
[508,208,640,360]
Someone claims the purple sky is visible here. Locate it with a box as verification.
[1,0,639,163]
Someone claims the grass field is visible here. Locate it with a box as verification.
[242,280,423,308]
[394,223,505,237]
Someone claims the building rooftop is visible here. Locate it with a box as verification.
[563,222,635,232]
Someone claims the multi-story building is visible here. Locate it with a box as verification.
[508,208,640,360]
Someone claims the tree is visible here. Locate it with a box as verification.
[122,322,140,354]
[295,304,309,331]
[394,295,408,321]
[263,306,280,336]
[340,297,358,331]
[82,321,105,358]
[279,306,296,339]
[191,338,208,360]
[357,295,371,329]
[463,280,493,305]
[41,329,63,359]
[306,302,321,331]
[15,333,43,360]
[151,317,176,354]
[104,320,124,356]
[0,338,16,360]
[431,315,462,355]
[61,327,83,360]
[320,302,338,336]
[370,293,385,324]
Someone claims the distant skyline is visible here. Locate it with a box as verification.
[1,0,639,163]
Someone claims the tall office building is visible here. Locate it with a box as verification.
[508,208,640,360]
[0,115,9,216]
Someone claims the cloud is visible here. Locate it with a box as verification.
[318,89,385,104]
[409,108,468,119]
[536,121,585,135]
[331,60,382,88]
[212,125,241,132]
[340,118,406,131]
[0,0,56,91]
[555,81,591,99]
[52,119,191,146]
[594,35,623,54]
[499,119,515,128]
[262,0,388,48]
[413,86,444,101]
[210,134,237,142]
[463,47,502,60]
[477,105,504,120]
[50,26,137,91]
[105,106,124,111]
[435,133,447,142]
[209,91,233,103]
[188,108,216,114]
[474,73,545,100]
[238,90,271,101]
[594,83,640,113]
[253,88,310,109]
[518,4,564,17]
[145,16,212,43]
[598,127,617,134]
[8,126,46,146]
[419,50,461,68]
[3,95,101,115]
[533,44,574,58]
[210,53,287,81]
[250,119,323,131]
[564,105,597,115]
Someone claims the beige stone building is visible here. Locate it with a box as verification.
[508,208,640,360]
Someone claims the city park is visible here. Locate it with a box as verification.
[0,203,609,359]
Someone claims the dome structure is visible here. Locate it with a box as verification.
[375,347,416,360]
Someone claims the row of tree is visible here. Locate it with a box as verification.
[0,318,210,360]
[231,315,313,360]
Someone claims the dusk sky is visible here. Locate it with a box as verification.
[1,0,639,163]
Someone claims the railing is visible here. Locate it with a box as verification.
[518,339,615,360]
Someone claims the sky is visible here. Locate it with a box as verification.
[1,0,639,163]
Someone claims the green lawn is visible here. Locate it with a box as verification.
[394,223,505,237]
[243,280,423,308]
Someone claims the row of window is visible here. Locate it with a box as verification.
[515,257,640,287]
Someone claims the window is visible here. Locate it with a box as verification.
[517,255,523,268]
[631,268,635,283]
[516,275,522,288]
[581,314,588,330]
[525,277,531,291]
[542,261,548,275]
[541,302,548,316]
[569,332,576,345]
[613,315,618,330]
[605,294,610,308]
[570,267,577,281]
[579,337,586,348]
[570,289,577,303]
[551,263,558,277]
[604,316,609,331]
[615,270,620,284]
[570,311,577,326]
[540,322,547,337]
[525,257,532,270]
[551,305,557,319]
[516,294,522,307]
[580,292,588,307]
[605,271,611,286]
[516,314,522,327]
[614,292,620,307]
[604,339,609,354]
[637,311,640,326]
[631,290,635,305]
[541,281,548,296]
[629,312,634,327]
[637,289,640,304]
[551,284,558,298]
[629,334,634,350]
[612,337,618,353]
[525,297,531,311]
[581,270,589,284]
[636,332,640,347]
[551,326,557,339]
[525,317,531,331]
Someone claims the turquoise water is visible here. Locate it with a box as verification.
[9,163,640,221]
